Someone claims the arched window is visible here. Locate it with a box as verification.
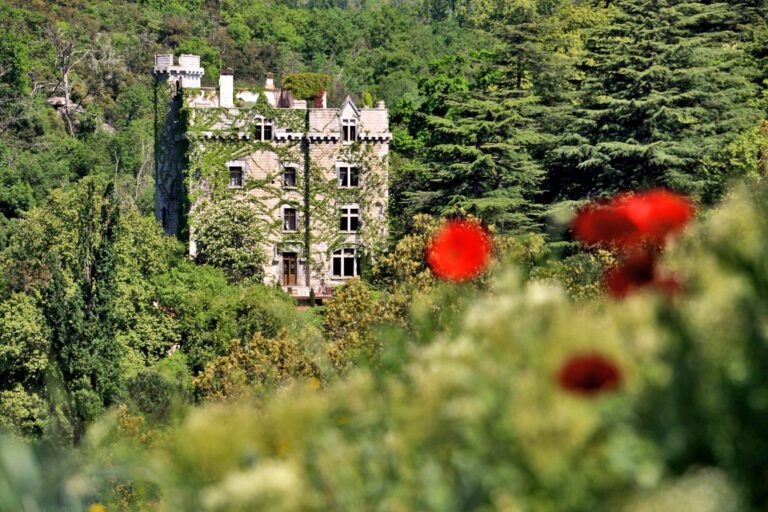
[161,206,168,228]
[332,248,360,277]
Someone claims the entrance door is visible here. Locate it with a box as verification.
[282,253,297,286]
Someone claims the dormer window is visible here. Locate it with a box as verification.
[255,119,273,141]
[283,164,298,188]
[228,166,243,188]
[341,118,357,142]
[338,165,359,188]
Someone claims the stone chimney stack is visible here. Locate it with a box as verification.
[375,100,385,109]
[320,90,327,108]
[265,72,275,91]
[219,68,234,108]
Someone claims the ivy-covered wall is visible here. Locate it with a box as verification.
[173,92,389,288]
[153,77,187,237]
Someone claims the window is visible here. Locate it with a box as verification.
[337,165,359,188]
[341,118,357,142]
[255,119,274,141]
[283,165,297,188]
[339,206,360,232]
[332,248,360,277]
[229,166,243,188]
[283,207,297,232]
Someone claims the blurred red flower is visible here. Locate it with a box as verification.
[558,353,622,396]
[572,189,694,248]
[604,250,657,298]
[426,220,493,282]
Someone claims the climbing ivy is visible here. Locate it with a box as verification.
[179,92,388,285]
[282,73,331,101]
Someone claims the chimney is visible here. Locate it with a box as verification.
[265,72,275,91]
[375,100,385,109]
[313,90,327,108]
[219,68,234,108]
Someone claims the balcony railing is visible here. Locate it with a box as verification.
[282,285,333,299]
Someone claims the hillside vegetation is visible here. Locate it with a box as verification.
[0,0,768,510]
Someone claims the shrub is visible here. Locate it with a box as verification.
[194,198,268,284]
[126,370,177,421]
[195,333,321,401]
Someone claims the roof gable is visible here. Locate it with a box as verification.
[339,96,360,118]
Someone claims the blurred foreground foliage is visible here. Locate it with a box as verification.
[3,185,768,510]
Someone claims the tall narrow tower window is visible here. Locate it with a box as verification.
[229,166,243,188]
[283,165,298,188]
[283,207,297,232]
[339,206,360,232]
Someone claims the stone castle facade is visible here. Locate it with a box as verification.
[153,54,390,299]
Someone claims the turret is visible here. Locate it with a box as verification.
[153,53,204,91]
[153,53,204,236]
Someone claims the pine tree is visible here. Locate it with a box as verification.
[417,90,546,232]
[398,1,596,233]
[402,33,552,232]
[552,0,763,200]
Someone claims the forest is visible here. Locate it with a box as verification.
[1,0,768,510]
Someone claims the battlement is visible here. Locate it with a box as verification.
[153,54,204,74]
[154,53,204,89]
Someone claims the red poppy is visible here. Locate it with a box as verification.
[572,201,639,247]
[603,249,684,298]
[572,190,694,248]
[558,353,622,396]
[604,250,658,298]
[426,219,493,282]
[620,190,695,245]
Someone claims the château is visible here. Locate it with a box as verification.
[153,54,390,300]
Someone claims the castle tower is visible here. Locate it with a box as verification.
[152,54,204,236]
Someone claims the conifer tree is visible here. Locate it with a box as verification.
[418,89,546,232]
[552,0,763,200]
[45,180,124,441]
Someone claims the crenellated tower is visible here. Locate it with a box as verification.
[152,54,204,236]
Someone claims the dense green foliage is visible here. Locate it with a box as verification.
[4,186,768,510]
[194,198,269,284]
[0,0,767,510]
[282,72,332,100]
